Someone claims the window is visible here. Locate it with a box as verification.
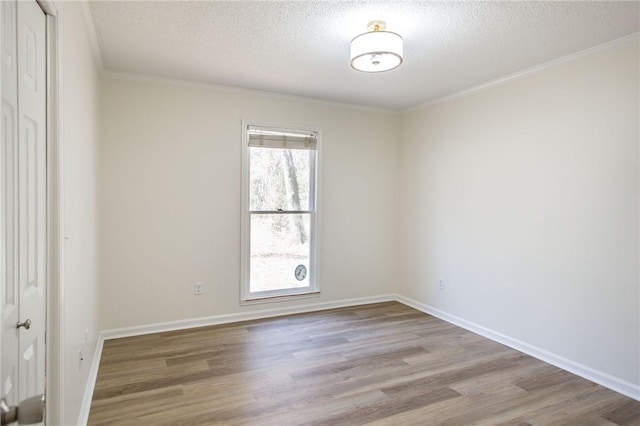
[241,122,320,301]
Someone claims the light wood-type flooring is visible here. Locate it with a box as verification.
[88,302,640,425]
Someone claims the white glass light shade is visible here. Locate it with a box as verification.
[350,30,403,73]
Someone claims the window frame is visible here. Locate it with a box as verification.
[240,120,321,303]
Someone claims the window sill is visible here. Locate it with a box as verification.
[241,291,321,306]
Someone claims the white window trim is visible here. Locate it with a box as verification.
[240,120,322,303]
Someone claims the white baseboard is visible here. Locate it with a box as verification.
[78,292,639,425]
[100,294,396,341]
[78,334,105,426]
[396,295,640,401]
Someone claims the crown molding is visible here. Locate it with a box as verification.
[404,32,640,114]
[100,70,400,115]
[80,1,104,71]
[80,15,637,116]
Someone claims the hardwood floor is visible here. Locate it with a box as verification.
[87,302,640,425]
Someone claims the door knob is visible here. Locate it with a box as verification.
[15,319,31,330]
[1,394,44,425]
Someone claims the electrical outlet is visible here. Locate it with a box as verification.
[438,278,445,290]
[194,282,204,295]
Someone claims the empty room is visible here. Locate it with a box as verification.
[0,1,638,425]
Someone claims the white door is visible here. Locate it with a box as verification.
[1,0,47,423]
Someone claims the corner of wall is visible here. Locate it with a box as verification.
[79,1,103,72]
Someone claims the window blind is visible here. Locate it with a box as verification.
[247,125,317,150]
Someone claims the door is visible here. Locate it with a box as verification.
[1,0,47,423]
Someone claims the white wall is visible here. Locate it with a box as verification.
[399,39,639,388]
[96,35,638,398]
[61,2,101,424]
[99,76,400,329]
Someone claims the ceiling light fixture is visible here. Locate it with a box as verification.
[350,20,403,73]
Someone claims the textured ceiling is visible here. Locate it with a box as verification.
[87,1,639,110]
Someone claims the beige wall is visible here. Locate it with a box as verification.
[61,2,102,424]
[399,39,639,386]
[99,76,401,329]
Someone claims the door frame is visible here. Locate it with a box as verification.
[38,1,63,424]
[0,0,64,424]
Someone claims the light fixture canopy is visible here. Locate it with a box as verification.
[350,20,403,73]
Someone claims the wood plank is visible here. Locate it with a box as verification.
[87,302,640,425]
